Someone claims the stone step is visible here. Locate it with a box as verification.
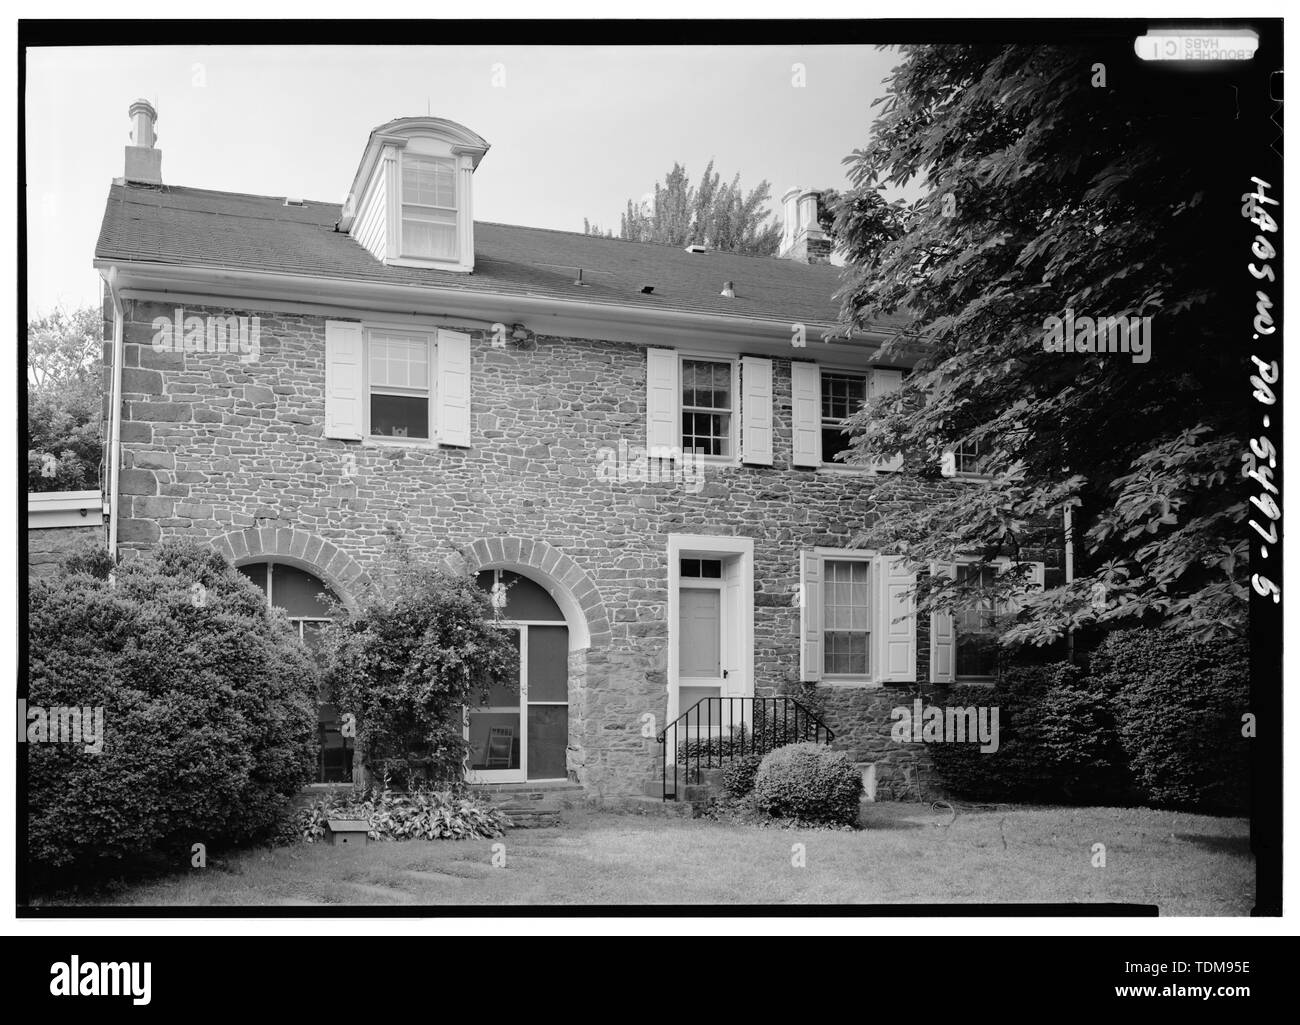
[501,809,562,829]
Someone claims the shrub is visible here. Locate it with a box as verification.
[721,753,764,797]
[27,540,318,880]
[926,663,1127,804]
[1093,626,1249,813]
[293,782,511,843]
[673,720,813,784]
[320,549,517,788]
[751,742,863,826]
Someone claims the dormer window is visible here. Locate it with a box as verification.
[401,154,457,260]
[339,116,490,275]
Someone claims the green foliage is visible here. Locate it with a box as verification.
[752,742,864,827]
[27,305,103,493]
[1093,627,1249,813]
[292,782,511,843]
[319,549,517,788]
[27,540,318,879]
[835,44,1247,643]
[590,160,783,255]
[927,665,1127,803]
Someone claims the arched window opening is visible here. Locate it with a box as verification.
[239,561,351,783]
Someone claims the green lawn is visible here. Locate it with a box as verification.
[36,804,1254,914]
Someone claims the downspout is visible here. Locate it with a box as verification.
[104,266,125,563]
[1063,504,1075,662]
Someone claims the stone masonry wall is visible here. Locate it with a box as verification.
[29,523,104,578]
[108,296,1064,800]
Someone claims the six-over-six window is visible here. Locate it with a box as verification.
[401,154,458,260]
[681,358,735,457]
[820,370,867,464]
[368,330,433,439]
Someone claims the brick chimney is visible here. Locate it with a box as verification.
[779,186,831,264]
[124,98,162,185]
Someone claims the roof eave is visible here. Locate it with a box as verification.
[93,257,908,361]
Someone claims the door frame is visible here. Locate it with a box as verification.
[666,535,754,730]
[464,619,571,784]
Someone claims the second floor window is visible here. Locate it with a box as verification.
[681,358,733,457]
[401,154,457,260]
[821,370,867,464]
[369,330,432,439]
[954,437,988,475]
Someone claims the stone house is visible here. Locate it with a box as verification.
[91,102,1064,802]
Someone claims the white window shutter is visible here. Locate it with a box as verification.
[645,348,679,451]
[940,447,956,476]
[870,368,905,471]
[324,320,364,440]
[799,551,823,682]
[929,561,956,683]
[437,328,472,447]
[876,555,917,682]
[740,357,773,466]
[791,361,821,468]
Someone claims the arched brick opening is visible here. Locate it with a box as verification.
[443,537,611,652]
[208,527,370,609]
[446,537,611,788]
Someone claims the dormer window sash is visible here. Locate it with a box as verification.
[400,153,458,261]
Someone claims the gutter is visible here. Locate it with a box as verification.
[91,258,914,362]
[104,267,125,562]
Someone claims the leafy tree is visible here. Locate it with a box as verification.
[590,160,783,255]
[27,304,103,492]
[836,44,1247,644]
[319,543,518,787]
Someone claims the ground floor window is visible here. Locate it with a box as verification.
[467,570,570,782]
[238,561,350,783]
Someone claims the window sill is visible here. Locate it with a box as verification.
[363,436,438,450]
[820,677,884,689]
[953,677,997,687]
[384,255,472,273]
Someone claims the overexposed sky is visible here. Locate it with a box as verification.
[25,44,898,314]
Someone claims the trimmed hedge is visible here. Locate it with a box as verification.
[927,663,1127,804]
[721,753,764,798]
[1094,626,1249,813]
[752,742,863,826]
[27,540,318,880]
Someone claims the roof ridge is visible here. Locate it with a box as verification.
[475,218,821,266]
[116,182,344,209]
[112,184,825,267]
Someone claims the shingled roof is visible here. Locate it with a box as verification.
[95,182,897,331]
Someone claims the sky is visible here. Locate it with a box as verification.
[24,44,899,315]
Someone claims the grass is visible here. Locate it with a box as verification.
[33,803,1254,914]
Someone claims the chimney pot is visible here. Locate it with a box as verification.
[779,186,830,264]
[124,98,162,185]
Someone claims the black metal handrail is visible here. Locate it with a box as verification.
[654,696,834,801]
